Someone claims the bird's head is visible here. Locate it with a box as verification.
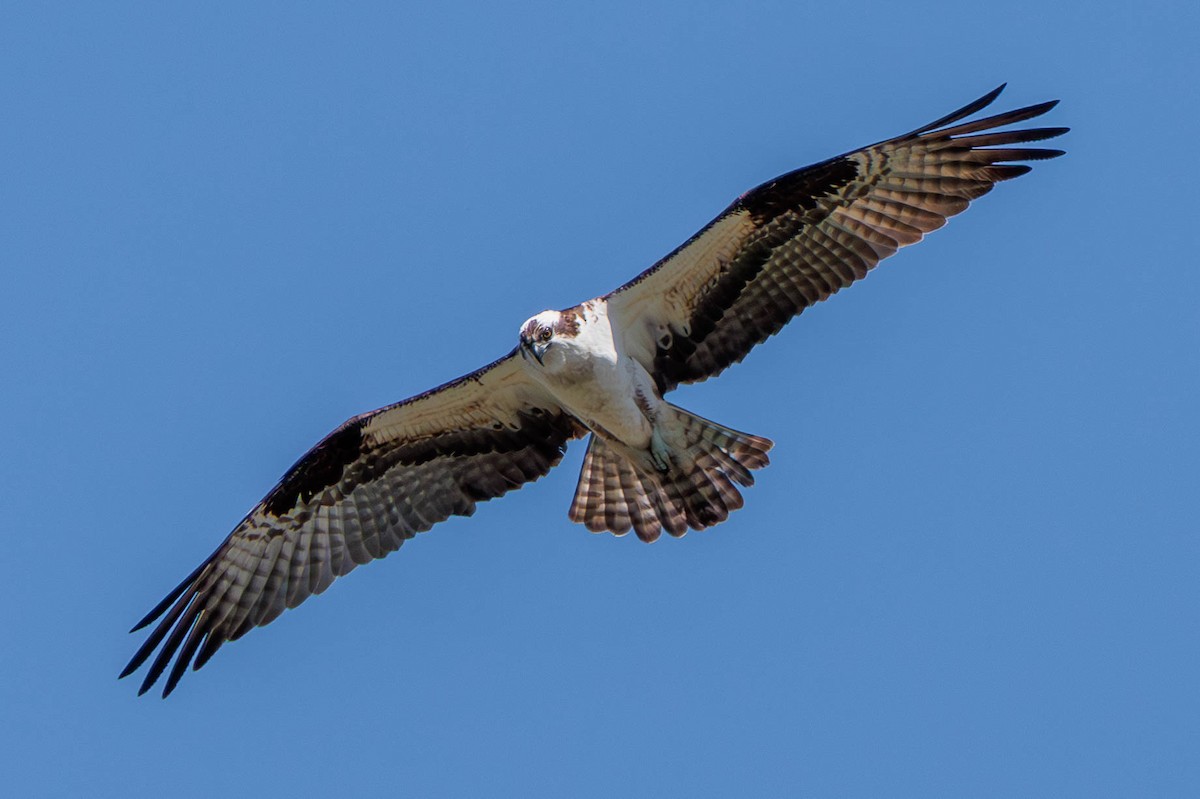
[518,310,561,367]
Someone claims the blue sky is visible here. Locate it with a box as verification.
[3,2,1197,796]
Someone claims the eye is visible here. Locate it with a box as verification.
[538,327,552,342]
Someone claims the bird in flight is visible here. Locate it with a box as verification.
[123,85,1066,696]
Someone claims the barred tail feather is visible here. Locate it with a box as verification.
[569,435,674,541]
[567,408,773,542]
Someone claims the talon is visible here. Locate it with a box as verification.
[650,428,672,472]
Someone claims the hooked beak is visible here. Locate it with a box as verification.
[521,337,545,366]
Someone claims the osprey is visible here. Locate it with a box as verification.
[123,85,1066,696]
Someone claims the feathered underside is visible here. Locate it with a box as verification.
[606,84,1067,392]
[123,85,1065,697]
[122,353,582,696]
[567,408,774,542]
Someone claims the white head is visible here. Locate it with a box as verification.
[518,309,580,370]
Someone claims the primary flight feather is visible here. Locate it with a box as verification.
[123,85,1066,696]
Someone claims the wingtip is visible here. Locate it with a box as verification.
[1026,98,1061,116]
[907,83,1013,138]
[134,671,174,698]
[966,83,1008,115]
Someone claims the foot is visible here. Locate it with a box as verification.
[649,427,672,472]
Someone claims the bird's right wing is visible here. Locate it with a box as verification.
[122,350,583,697]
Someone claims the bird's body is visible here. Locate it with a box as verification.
[521,302,656,452]
[519,300,773,536]
[123,85,1067,696]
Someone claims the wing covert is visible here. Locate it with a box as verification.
[122,351,582,696]
[606,85,1067,392]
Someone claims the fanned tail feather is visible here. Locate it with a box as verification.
[568,407,773,542]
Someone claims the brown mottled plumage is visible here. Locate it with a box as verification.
[124,85,1065,696]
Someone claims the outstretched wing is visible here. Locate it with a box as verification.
[606,85,1067,392]
[122,351,582,697]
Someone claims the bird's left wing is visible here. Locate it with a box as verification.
[605,85,1067,392]
[122,350,581,697]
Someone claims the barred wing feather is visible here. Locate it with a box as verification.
[122,352,580,697]
[606,85,1067,392]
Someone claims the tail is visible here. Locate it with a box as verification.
[568,406,773,542]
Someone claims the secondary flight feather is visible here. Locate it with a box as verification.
[123,85,1066,696]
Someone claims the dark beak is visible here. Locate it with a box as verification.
[520,337,544,366]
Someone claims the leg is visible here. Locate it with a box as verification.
[649,426,673,472]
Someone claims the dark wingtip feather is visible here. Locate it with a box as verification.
[128,585,186,634]
[121,603,185,679]
[1024,148,1067,160]
[163,628,204,697]
[139,643,176,697]
[1000,99,1060,125]
[909,84,1007,136]
[117,659,141,681]
[935,100,1065,140]
[193,631,225,670]
[129,555,215,632]
[950,126,1070,149]
[979,147,1068,163]
[1002,99,1059,119]
[990,164,1033,180]
[124,546,226,692]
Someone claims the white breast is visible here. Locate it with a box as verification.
[527,301,657,449]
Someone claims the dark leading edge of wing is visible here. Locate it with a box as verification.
[611,85,1067,393]
[123,85,1067,698]
[122,355,580,697]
